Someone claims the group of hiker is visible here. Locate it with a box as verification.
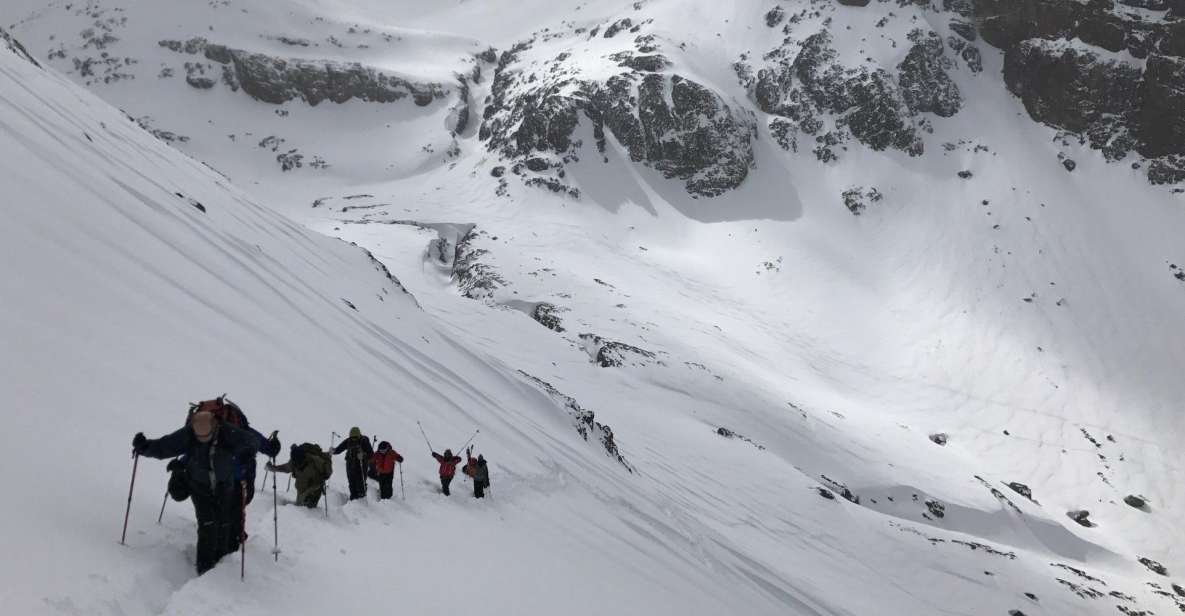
[126,396,491,576]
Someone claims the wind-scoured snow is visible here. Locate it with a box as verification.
[4,0,1185,614]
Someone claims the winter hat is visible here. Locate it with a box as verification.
[290,444,306,465]
[191,411,216,443]
[349,427,362,439]
[378,441,391,452]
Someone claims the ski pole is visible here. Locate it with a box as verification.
[271,457,279,562]
[259,467,269,493]
[121,453,140,545]
[240,481,247,581]
[398,462,405,500]
[416,421,434,452]
[157,487,168,524]
[455,429,479,453]
[323,483,329,518]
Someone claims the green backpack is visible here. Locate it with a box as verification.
[297,443,333,482]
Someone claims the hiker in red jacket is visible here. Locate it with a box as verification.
[431,448,463,495]
[371,441,404,500]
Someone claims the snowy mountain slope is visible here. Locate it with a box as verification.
[0,31,796,616]
[4,0,1185,614]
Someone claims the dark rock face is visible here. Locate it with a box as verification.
[480,40,755,198]
[159,38,446,106]
[898,30,963,117]
[1,27,42,68]
[973,0,1185,183]
[1004,40,1141,136]
[1136,55,1185,157]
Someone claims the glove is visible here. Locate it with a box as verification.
[132,432,147,454]
[166,458,184,473]
[265,462,277,472]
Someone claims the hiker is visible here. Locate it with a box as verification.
[431,448,463,496]
[332,427,373,500]
[266,443,332,508]
[466,447,490,499]
[163,400,280,508]
[132,409,259,574]
[371,441,404,500]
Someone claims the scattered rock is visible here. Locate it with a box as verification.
[958,170,974,179]
[1006,482,1033,500]
[1067,509,1095,527]
[929,432,949,445]
[1124,494,1148,510]
[715,427,766,450]
[1138,557,1168,576]
[842,186,884,215]
[1062,158,1077,172]
[925,499,947,519]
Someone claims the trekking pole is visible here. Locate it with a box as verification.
[121,453,140,545]
[323,483,329,518]
[286,474,293,493]
[240,481,247,581]
[398,462,405,500]
[156,487,168,524]
[455,429,480,453]
[271,457,279,562]
[416,421,434,452]
[259,467,268,493]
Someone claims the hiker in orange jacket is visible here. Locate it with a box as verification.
[431,449,463,495]
[371,441,404,500]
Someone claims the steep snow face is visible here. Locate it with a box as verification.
[4,0,1185,615]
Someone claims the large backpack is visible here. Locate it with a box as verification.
[297,443,332,482]
[186,395,249,430]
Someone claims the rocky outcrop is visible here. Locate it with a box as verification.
[1004,39,1142,159]
[748,30,925,159]
[479,38,755,198]
[965,0,1185,183]
[519,372,633,472]
[1,27,41,68]
[898,30,963,116]
[159,37,445,106]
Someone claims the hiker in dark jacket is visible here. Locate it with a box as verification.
[371,441,404,500]
[463,447,490,498]
[133,410,259,574]
[332,427,373,500]
[432,448,463,495]
[267,443,332,508]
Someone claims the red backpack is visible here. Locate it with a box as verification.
[186,395,249,429]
